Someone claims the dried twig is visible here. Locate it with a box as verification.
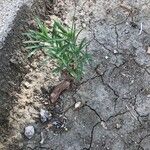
[40,132,45,144]
[120,4,132,13]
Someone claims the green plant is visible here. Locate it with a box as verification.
[24,18,91,80]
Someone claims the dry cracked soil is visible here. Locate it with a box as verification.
[0,0,150,150]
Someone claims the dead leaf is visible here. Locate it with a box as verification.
[50,80,70,103]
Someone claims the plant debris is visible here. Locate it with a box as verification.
[50,80,70,103]
[40,132,45,145]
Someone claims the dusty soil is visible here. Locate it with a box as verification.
[1,0,150,150]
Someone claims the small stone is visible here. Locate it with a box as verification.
[125,29,129,34]
[130,80,134,84]
[116,123,122,129]
[113,50,118,54]
[40,109,52,123]
[147,47,150,54]
[44,102,49,105]
[101,121,107,129]
[59,95,64,99]
[82,22,86,28]
[105,56,109,59]
[23,82,31,89]
[74,101,82,109]
[52,121,63,129]
[64,127,68,131]
[24,125,35,139]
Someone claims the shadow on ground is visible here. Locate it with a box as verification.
[0,2,46,149]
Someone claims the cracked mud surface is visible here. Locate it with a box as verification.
[1,0,150,150]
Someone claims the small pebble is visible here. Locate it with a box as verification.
[82,22,86,28]
[24,125,35,139]
[74,101,82,109]
[130,80,134,84]
[101,121,107,129]
[40,109,52,123]
[64,127,68,131]
[23,82,31,89]
[105,56,109,59]
[147,94,150,98]
[113,50,118,54]
[116,123,122,129]
[147,47,150,54]
[52,121,63,129]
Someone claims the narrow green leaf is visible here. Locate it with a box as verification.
[54,21,67,33]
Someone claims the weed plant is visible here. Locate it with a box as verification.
[24,18,91,80]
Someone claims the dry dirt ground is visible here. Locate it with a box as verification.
[1,0,150,150]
